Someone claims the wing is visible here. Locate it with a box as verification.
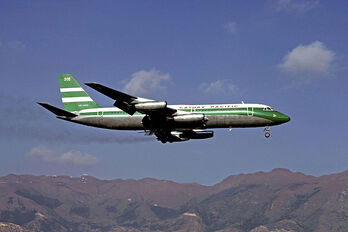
[85,82,177,116]
[85,83,212,143]
[85,82,137,103]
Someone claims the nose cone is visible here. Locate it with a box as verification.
[280,113,291,123]
[285,115,291,122]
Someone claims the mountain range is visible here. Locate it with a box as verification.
[0,168,348,232]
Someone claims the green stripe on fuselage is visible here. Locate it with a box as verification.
[103,111,127,115]
[77,106,289,124]
[79,107,272,118]
[78,108,260,116]
[252,108,289,123]
[79,112,98,116]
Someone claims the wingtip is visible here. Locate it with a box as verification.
[85,82,98,86]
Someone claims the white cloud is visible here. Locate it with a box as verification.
[199,80,238,95]
[124,69,171,97]
[273,0,319,13]
[29,146,98,167]
[278,41,335,76]
[224,21,237,34]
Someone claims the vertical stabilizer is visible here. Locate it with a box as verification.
[58,74,100,112]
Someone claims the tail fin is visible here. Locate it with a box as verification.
[58,74,100,112]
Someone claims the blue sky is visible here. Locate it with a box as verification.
[0,0,347,185]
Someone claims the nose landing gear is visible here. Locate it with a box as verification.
[264,126,271,138]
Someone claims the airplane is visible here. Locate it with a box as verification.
[38,74,290,143]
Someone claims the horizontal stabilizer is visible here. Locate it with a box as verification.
[37,102,77,118]
[85,83,137,103]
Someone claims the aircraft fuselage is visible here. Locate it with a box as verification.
[68,103,290,131]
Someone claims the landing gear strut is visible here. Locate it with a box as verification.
[264,126,270,138]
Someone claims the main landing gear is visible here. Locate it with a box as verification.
[264,126,271,138]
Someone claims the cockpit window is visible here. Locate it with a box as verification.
[263,107,273,111]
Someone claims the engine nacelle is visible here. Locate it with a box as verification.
[168,130,213,143]
[170,131,190,142]
[172,114,207,125]
[182,130,214,139]
[134,101,167,111]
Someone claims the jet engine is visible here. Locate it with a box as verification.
[134,101,167,112]
[169,131,190,142]
[172,114,207,125]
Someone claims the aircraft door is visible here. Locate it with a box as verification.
[247,107,253,116]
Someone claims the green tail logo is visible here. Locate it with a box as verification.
[58,74,100,112]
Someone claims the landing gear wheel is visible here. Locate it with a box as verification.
[265,132,270,138]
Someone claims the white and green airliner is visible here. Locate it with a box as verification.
[38,74,290,143]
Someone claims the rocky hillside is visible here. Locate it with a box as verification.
[0,169,347,232]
